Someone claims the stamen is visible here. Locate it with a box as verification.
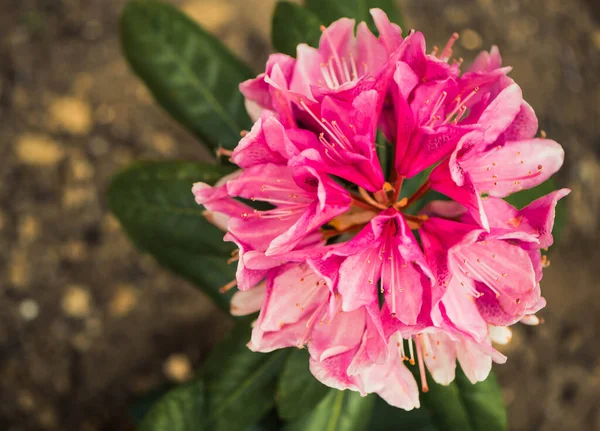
[328,58,341,87]
[298,99,351,154]
[397,337,407,361]
[426,91,448,126]
[219,279,237,293]
[443,87,479,124]
[320,63,335,89]
[390,248,397,316]
[349,53,359,80]
[440,32,459,62]
[320,25,345,85]
[408,337,416,365]
[416,335,429,392]
[298,300,328,347]
[216,148,233,158]
[342,57,352,82]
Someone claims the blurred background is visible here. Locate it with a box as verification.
[0,0,599,430]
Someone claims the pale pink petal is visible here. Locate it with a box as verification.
[440,277,489,343]
[463,139,565,197]
[361,334,420,409]
[501,101,538,141]
[356,22,387,78]
[515,188,570,248]
[309,305,366,362]
[370,8,403,54]
[230,282,266,316]
[456,338,493,384]
[309,350,363,393]
[289,44,322,101]
[318,18,356,66]
[452,239,537,317]
[257,264,328,332]
[489,326,512,345]
[430,161,489,230]
[423,332,457,385]
[476,83,523,146]
[231,113,289,168]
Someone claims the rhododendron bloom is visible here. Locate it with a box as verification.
[193,9,568,409]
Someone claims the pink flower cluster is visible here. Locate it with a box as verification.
[193,10,567,409]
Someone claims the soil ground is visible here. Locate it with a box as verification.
[0,0,599,430]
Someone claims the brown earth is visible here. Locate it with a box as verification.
[0,0,599,430]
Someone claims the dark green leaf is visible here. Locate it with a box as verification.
[454,368,507,431]
[272,2,322,56]
[368,395,436,431]
[284,390,375,431]
[139,380,206,431]
[107,161,236,312]
[305,0,405,33]
[276,349,330,420]
[376,130,393,181]
[504,177,567,242]
[416,366,507,431]
[120,0,253,150]
[202,322,288,431]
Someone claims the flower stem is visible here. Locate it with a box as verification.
[405,180,431,209]
[392,176,404,203]
[358,187,388,210]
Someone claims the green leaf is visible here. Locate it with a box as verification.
[454,368,507,431]
[107,161,237,312]
[272,2,322,56]
[276,349,330,420]
[417,367,507,431]
[284,390,375,431]
[201,322,288,431]
[139,380,206,431]
[368,395,436,430]
[120,0,253,151]
[304,0,405,33]
[504,177,567,242]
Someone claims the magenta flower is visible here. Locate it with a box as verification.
[193,13,568,409]
[240,9,403,124]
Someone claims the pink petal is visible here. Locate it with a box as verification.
[318,18,356,67]
[239,53,296,111]
[361,334,420,409]
[266,168,351,256]
[258,264,328,332]
[231,113,290,168]
[463,139,565,197]
[356,22,387,78]
[429,161,489,230]
[401,124,472,178]
[224,232,270,291]
[250,317,308,353]
[310,305,366,362]
[515,188,570,249]
[453,239,537,319]
[439,277,489,343]
[309,350,362,393]
[230,282,266,316]
[476,83,523,146]
[423,332,457,385]
[468,45,503,73]
[337,248,381,311]
[370,8,403,54]
[456,338,493,384]
[501,101,538,141]
[289,44,322,101]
